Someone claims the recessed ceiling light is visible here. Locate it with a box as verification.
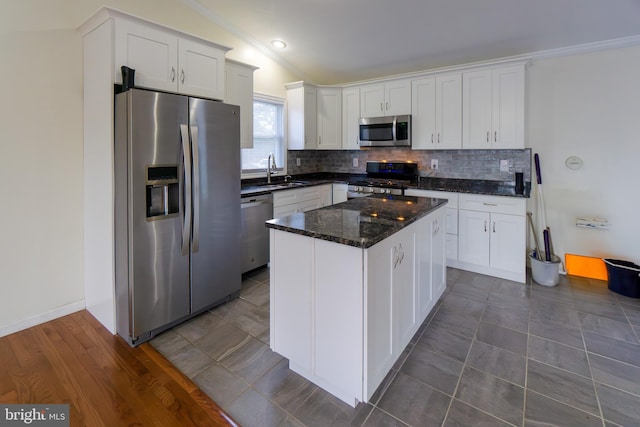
[271,39,287,49]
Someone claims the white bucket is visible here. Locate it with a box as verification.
[530,252,561,287]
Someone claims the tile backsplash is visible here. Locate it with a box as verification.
[287,148,532,182]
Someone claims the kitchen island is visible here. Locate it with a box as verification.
[266,195,447,406]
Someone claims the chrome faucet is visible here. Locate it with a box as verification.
[267,154,277,183]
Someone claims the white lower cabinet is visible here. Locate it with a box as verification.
[332,183,348,204]
[270,205,446,407]
[405,189,458,264]
[272,184,332,218]
[406,190,525,283]
[457,194,526,282]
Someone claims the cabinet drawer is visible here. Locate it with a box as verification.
[405,189,458,209]
[273,189,300,207]
[273,185,329,208]
[458,194,525,215]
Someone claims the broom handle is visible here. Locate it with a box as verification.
[527,212,542,260]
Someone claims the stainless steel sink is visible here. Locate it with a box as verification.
[241,180,313,194]
[259,181,310,190]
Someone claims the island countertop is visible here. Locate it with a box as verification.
[265,194,448,249]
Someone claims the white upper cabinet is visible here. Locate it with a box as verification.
[317,87,342,150]
[360,79,411,118]
[462,65,524,149]
[342,87,360,150]
[178,38,225,99]
[114,18,228,100]
[226,60,258,148]
[286,82,317,150]
[411,73,462,150]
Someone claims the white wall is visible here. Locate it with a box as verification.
[0,0,297,335]
[527,44,640,263]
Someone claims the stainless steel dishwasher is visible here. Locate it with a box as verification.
[241,193,273,273]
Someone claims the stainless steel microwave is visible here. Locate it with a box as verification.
[358,115,411,147]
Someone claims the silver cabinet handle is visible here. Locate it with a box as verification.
[318,135,322,145]
[437,133,441,144]
[484,221,487,232]
[171,67,176,82]
[179,125,192,256]
[483,202,498,206]
[486,131,490,142]
[431,133,434,144]
[191,125,200,253]
[493,221,496,233]
[386,102,389,111]
[180,69,185,84]
[494,131,497,142]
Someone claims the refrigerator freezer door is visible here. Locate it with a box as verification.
[189,98,241,313]
[127,90,191,338]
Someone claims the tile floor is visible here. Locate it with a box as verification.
[151,267,640,426]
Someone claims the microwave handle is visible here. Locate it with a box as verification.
[392,116,397,142]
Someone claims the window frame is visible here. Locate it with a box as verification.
[241,93,287,179]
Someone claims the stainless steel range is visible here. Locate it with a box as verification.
[347,161,418,199]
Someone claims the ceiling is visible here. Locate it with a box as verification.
[190,0,640,84]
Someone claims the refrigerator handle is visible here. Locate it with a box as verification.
[190,125,200,253]
[180,124,192,256]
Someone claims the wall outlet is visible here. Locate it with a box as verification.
[296,158,301,166]
[430,159,438,170]
[352,157,359,167]
[499,159,509,172]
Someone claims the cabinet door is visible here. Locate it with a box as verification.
[431,212,446,297]
[317,88,342,149]
[458,209,490,266]
[445,233,458,263]
[385,79,411,116]
[225,62,255,148]
[411,77,437,149]
[436,74,462,149]
[392,228,416,353]
[178,38,225,100]
[490,213,526,273]
[342,87,360,150]
[319,184,333,207]
[491,66,524,148]
[416,212,433,319]
[115,20,178,92]
[360,84,385,118]
[462,70,492,149]
[332,183,348,204]
[304,86,318,149]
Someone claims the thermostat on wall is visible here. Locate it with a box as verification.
[565,156,583,170]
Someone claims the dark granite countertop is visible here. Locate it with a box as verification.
[265,194,448,249]
[411,177,531,198]
[242,174,530,198]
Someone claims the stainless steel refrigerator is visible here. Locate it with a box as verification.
[114,88,241,346]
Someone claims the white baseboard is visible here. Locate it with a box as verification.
[0,300,86,338]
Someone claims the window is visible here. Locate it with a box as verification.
[242,95,285,175]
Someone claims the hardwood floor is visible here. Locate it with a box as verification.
[0,310,237,426]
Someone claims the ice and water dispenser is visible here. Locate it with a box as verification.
[146,165,179,219]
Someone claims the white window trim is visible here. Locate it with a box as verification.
[241,93,287,180]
